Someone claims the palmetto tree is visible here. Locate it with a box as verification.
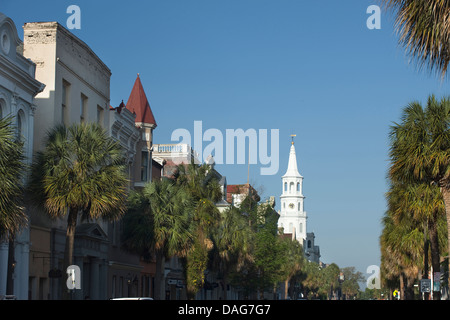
[0,116,26,295]
[385,181,447,299]
[381,0,450,78]
[174,162,222,299]
[210,205,254,299]
[0,116,26,239]
[279,236,304,300]
[29,123,128,298]
[380,210,422,300]
[123,178,193,300]
[389,95,450,289]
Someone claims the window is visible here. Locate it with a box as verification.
[297,182,300,192]
[298,202,300,211]
[97,105,104,125]
[62,80,70,125]
[16,110,24,141]
[141,151,149,181]
[290,182,294,193]
[284,182,287,192]
[80,93,87,122]
[308,240,312,249]
[299,223,303,233]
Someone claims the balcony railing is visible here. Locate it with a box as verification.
[153,144,200,162]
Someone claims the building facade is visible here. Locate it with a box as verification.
[23,21,114,300]
[0,12,44,300]
[107,75,159,300]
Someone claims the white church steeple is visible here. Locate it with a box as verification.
[278,136,307,242]
[283,139,302,178]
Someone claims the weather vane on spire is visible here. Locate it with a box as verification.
[291,134,296,145]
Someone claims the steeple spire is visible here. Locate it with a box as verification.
[283,136,302,177]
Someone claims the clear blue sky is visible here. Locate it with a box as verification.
[4,0,450,281]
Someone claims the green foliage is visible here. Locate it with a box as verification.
[383,96,450,299]
[174,162,222,299]
[123,178,193,257]
[382,0,450,78]
[0,116,26,239]
[340,267,364,298]
[29,123,129,220]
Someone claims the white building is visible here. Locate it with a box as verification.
[278,139,320,263]
[0,12,44,299]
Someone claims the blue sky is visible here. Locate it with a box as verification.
[4,0,450,281]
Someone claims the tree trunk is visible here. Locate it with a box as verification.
[429,213,441,300]
[62,208,78,300]
[423,226,430,300]
[441,186,450,294]
[284,278,289,299]
[154,250,165,300]
[405,275,415,300]
[400,273,405,300]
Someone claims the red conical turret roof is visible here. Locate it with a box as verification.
[125,74,157,127]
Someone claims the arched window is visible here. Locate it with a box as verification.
[284,182,287,192]
[308,240,312,248]
[299,223,303,233]
[289,182,294,193]
[298,202,300,211]
[17,109,25,140]
[297,182,300,192]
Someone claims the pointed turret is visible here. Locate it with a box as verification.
[125,74,157,128]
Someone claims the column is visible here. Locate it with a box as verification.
[90,258,100,300]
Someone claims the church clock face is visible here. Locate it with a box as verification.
[289,203,294,209]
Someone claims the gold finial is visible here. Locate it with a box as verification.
[290,134,296,145]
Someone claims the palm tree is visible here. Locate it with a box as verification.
[28,123,128,298]
[380,209,422,299]
[0,116,26,296]
[174,162,222,299]
[210,205,254,299]
[389,95,450,290]
[0,116,26,239]
[384,181,447,299]
[123,178,193,300]
[279,236,304,299]
[381,0,450,78]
